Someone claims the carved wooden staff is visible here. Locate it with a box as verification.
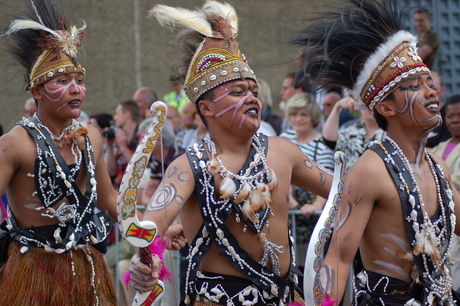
[117,101,167,305]
[304,151,347,305]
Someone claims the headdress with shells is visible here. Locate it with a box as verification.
[3,0,86,90]
[150,0,256,104]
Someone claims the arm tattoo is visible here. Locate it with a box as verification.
[166,166,178,179]
[320,264,335,294]
[177,171,191,183]
[320,172,327,185]
[353,193,363,206]
[304,159,313,169]
[166,165,191,183]
[147,183,177,211]
[337,200,352,229]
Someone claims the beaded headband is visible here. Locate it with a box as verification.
[185,47,256,104]
[29,48,86,88]
[352,31,429,110]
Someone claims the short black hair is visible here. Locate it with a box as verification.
[446,94,460,106]
[90,113,113,129]
[195,90,215,129]
[373,92,395,131]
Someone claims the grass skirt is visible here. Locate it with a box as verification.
[0,240,117,305]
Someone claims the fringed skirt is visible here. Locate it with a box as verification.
[0,240,117,306]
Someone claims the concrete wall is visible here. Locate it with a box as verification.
[0,0,336,131]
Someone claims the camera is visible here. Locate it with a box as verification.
[103,121,117,139]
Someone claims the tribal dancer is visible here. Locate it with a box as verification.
[0,0,119,304]
[127,1,332,305]
[292,0,460,305]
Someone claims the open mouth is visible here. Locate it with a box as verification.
[424,101,440,112]
[245,107,259,117]
[68,100,81,107]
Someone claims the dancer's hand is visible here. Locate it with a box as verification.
[166,223,187,251]
[129,254,162,292]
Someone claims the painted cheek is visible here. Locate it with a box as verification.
[216,93,254,128]
[395,91,418,125]
[43,78,86,103]
[213,86,229,103]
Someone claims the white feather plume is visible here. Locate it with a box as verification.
[202,0,238,33]
[4,19,60,38]
[149,5,213,38]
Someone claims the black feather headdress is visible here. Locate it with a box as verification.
[291,0,428,110]
[3,0,86,89]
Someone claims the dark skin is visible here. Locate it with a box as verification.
[320,72,460,304]
[0,73,119,229]
[128,79,333,292]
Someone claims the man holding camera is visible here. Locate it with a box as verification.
[105,100,141,188]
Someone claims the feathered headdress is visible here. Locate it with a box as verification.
[3,0,86,90]
[291,0,429,110]
[149,0,256,104]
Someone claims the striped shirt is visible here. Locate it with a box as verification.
[280,129,334,172]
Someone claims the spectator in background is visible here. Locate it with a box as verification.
[24,97,36,118]
[427,71,450,148]
[180,101,197,130]
[321,91,354,128]
[431,94,460,197]
[167,105,182,133]
[279,72,303,115]
[105,100,141,188]
[414,7,440,70]
[322,97,385,170]
[89,112,113,160]
[133,87,158,120]
[280,92,334,274]
[279,72,314,133]
[174,101,197,149]
[89,112,113,136]
[257,78,281,136]
[163,75,190,112]
[430,94,460,293]
[177,110,208,150]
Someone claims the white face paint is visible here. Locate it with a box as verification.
[393,74,441,131]
[212,81,262,130]
[43,76,86,117]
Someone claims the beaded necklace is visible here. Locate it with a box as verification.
[204,135,277,227]
[373,136,456,304]
[19,115,99,251]
[44,119,80,147]
[202,134,282,270]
